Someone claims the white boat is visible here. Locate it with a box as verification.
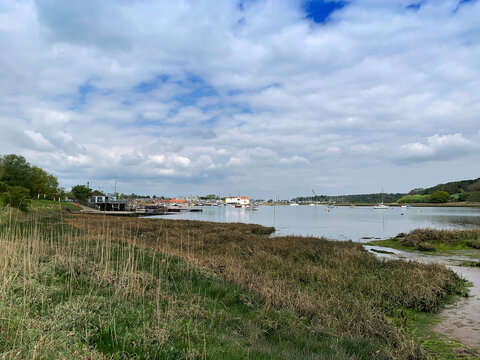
[290,203,299,206]
[374,187,389,209]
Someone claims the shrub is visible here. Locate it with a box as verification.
[466,239,480,249]
[8,186,31,211]
[430,191,451,203]
[416,242,435,251]
[2,185,31,211]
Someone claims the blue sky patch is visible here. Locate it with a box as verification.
[134,74,169,93]
[406,2,423,11]
[304,0,347,24]
[172,74,219,106]
[453,0,476,13]
[78,80,96,104]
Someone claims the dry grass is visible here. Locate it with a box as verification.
[397,228,480,250]
[68,215,464,359]
[0,207,401,359]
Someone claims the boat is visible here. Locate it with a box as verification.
[289,203,299,206]
[374,187,389,209]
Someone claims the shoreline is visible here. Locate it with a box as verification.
[258,202,480,207]
[366,243,480,350]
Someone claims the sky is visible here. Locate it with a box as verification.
[1,0,479,198]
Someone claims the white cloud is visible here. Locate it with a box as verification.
[0,0,479,196]
[279,155,310,165]
[24,130,55,151]
[397,133,479,163]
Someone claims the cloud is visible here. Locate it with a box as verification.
[396,133,479,164]
[24,130,55,151]
[0,0,479,197]
[279,155,310,165]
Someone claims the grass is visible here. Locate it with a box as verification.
[403,309,480,360]
[30,199,80,212]
[367,228,480,255]
[68,215,468,358]
[0,208,471,359]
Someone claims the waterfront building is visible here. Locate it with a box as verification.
[225,196,250,206]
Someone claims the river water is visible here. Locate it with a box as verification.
[150,205,480,242]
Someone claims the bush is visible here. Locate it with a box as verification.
[416,242,435,251]
[430,191,451,203]
[396,194,431,203]
[466,239,480,249]
[1,185,31,211]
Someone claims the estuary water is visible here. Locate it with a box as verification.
[150,205,480,242]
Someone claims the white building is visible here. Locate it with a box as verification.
[225,196,250,206]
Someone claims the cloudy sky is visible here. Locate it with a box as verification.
[1,0,479,198]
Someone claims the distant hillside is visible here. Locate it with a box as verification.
[418,177,480,196]
[399,177,480,203]
[294,193,405,204]
[295,178,480,204]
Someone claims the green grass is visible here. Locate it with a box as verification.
[0,210,472,359]
[367,238,410,251]
[0,210,391,359]
[402,309,480,360]
[367,237,480,260]
[30,199,80,211]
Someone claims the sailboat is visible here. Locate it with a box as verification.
[374,187,389,209]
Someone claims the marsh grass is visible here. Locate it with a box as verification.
[66,216,466,359]
[0,208,397,359]
[392,229,480,251]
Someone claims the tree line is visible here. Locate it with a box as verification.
[0,154,62,211]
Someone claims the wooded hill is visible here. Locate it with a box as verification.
[414,177,480,201]
[297,177,480,204]
[294,193,405,204]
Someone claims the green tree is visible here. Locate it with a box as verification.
[70,185,93,202]
[31,166,59,199]
[0,154,33,191]
[430,191,451,203]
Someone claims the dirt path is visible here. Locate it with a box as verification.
[432,265,480,348]
[367,246,480,349]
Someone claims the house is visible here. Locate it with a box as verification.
[90,190,107,204]
[88,190,128,211]
[225,196,250,206]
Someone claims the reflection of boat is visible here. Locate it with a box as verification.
[246,203,258,211]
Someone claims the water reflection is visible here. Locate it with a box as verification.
[150,205,480,242]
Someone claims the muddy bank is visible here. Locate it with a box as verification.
[432,265,480,348]
[367,246,480,349]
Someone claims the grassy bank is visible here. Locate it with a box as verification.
[368,228,480,253]
[0,209,467,358]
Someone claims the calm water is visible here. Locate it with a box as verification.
[150,205,480,242]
